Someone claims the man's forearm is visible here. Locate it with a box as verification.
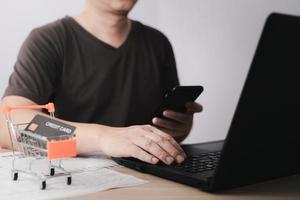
[1,96,187,165]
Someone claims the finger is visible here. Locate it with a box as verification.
[132,135,175,165]
[186,102,203,114]
[152,117,188,138]
[147,125,186,157]
[159,127,190,145]
[129,145,159,164]
[152,117,182,131]
[144,131,185,164]
[162,110,193,123]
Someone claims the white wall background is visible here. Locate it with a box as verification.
[1,0,300,144]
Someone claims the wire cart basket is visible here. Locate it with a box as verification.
[1,103,77,190]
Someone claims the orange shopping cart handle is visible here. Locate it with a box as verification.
[1,103,55,114]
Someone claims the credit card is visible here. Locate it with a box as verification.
[25,114,76,139]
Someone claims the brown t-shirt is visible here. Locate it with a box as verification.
[3,16,179,126]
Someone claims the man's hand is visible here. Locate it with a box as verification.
[152,102,203,142]
[0,96,185,165]
[99,125,187,165]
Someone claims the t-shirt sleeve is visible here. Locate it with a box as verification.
[3,27,62,104]
[161,36,180,93]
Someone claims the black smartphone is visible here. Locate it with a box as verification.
[152,86,204,121]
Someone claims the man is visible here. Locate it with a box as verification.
[0,0,202,165]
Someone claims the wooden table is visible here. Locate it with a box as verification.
[1,149,300,200]
[65,166,300,200]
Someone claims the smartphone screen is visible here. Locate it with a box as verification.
[152,86,203,121]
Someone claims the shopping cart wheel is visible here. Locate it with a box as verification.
[40,181,46,190]
[12,172,18,181]
[67,176,72,185]
[50,168,55,176]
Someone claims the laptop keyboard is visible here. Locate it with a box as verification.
[170,151,221,174]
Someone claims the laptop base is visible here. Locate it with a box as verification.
[113,140,224,191]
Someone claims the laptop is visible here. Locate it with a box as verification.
[113,13,300,192]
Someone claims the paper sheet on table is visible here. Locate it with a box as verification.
[0,152,147,200]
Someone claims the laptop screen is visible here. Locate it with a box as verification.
[213,13,300,190]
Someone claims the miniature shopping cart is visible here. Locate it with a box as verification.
[1,103,77,190]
